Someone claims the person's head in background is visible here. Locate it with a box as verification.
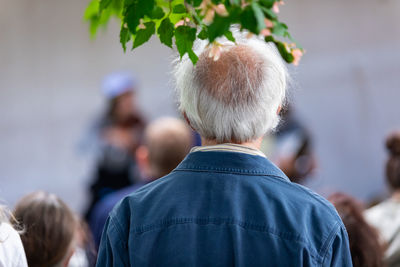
[13,191,78,267]
[88,117,193,247]
[328,193,384,267]
[135,117,193,181]
[386,131,400,196]
[102,71,141,127]
[174,32,287,147]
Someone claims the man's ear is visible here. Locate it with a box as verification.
[135,145,149,175]
[183,112,196,132]
[277,105,282,115]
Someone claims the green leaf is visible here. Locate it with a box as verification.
[175,26,197,61]
[84,0,100,20]
[191,9,203,24]
[155,0,169,8]
[186,0,202,7]
[264,36,294,63]
[84,0,101,37]
[275,42,294,63]
[110,0,124,17]
[264,35,275,43]
[194,0,203,7]
[229,0,241,6]
[272,22,288,36]
[208,14,232,42]
[133,22,156,49]
[259,0,275,9]
[120,26,131,52]
[138,0,155,16]
[157,18,174,48]
[198,28,208,40]
[261,6,277,19]
[240,6,258,33]
[251,2,265,33]
[99,0,112,12]
[284,31,303,49]
[124,0,134,5]
[172,4,186,14]
[125,4,141,34]
[125,0,155,34]
[188,49,199,64]
[224,30,235,42]
[149,6,165,19]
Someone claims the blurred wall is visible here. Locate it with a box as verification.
[0,0,399,212]
[281,0,400,200]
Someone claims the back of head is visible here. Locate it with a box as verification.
[144,117,192,178]
[329,193,383,267]
[386,131,400,191]
[174,31,288,143]
[13,191,77,267]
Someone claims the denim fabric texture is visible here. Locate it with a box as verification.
[97,151,352,267]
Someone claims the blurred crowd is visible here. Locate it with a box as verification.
[0,71,399,267]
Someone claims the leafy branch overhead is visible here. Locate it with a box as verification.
[84,0,303,65]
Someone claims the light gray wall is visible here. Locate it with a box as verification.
[0,0,399,212]
[281,0,400,200]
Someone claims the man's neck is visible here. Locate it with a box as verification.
[201,137,263,151]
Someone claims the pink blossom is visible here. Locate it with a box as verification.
[260,28,271,37]
[214,4,228,16]
[272,2,280,13]
[291,48,303,66]
[208,44,222,61]
[138,19,146,29]
[175,18,190,27]
[204,9,215,23]
[272,1,284,13]
[264,18,274,28]
[175,20,185,27]
[200,0,211,12]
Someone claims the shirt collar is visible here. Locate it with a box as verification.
[190,143,267,158]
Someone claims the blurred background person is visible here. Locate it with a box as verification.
[13,191,91,267]
[89,117,192,248]
[329,193,384,267]
[261,105,316,184]
[82,71,146,221]
[0,205,28,267]
[365,131,400,267]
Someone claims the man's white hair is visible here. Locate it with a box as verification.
[174,31,288,143]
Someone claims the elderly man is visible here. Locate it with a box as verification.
[97,33,352,266]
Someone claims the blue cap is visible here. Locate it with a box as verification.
[101,71,138,99]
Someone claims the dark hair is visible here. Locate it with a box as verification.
[386,131,400,190]
[329,193,384,267]
[13,191,77,267]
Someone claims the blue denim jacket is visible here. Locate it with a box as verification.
[97,151,352,266]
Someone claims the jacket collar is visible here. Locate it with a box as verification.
[175,150,290,182]
[190,143,266,158]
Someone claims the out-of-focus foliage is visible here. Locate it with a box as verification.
[84,0,303,65]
